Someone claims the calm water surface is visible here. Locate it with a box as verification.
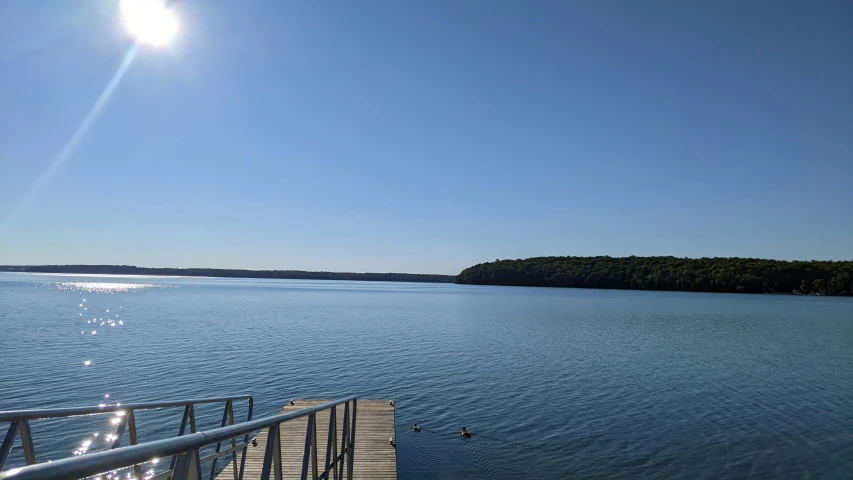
[0,273,851,478]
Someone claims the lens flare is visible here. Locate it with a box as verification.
[120,0,178,46]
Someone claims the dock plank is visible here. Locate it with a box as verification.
[215,399,396,480]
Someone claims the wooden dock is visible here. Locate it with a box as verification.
[216,399,397,480]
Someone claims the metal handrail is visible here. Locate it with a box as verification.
[0,396,254,479]
[0,396,357,480]
[0,397,253,422]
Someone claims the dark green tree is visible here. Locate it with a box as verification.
[456,256,853,296]
[829,272,851,294]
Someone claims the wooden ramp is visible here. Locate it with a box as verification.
[216,399,397,480]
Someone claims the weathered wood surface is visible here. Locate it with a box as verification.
[215,399,396,480]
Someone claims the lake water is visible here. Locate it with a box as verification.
[1,273,851,479]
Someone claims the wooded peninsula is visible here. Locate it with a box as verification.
[456,256,853,296]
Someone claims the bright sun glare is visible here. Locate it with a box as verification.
[120,0,178,46]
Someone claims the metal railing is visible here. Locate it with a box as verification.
[0,396,253,480]
[0,396,357,480]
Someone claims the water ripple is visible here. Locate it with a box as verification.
[0,273,851,478]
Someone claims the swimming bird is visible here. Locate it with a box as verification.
[461,427,471,438]
[412,424,421,432]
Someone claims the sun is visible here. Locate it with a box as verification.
[120,0,178,47]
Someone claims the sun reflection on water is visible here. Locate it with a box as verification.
[47,280,174,479]
[59,282,159,293]
[69,288,133,467]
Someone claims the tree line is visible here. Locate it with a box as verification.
[7,265,456,284]
[455,256,853,295]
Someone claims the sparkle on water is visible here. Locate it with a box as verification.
[66,284,132,462]
[57,271,134,462]
[59,282,157,293]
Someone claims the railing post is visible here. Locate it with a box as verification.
[300,414,316,480]
[347,400,356,480]
[274,422,283,480]
[323,406,336,480]
[337,404,349,480]
[311,411,319,480]
[127,410,144,479]
[18,419,36,465]
[110,412,129,449]
[0,421,20,471]
[194,448,204,480]
[239,398,253,480]
[331,406,338,480]
[127,411,139,446]
[169,405,192,471]
[173,448,203,480]
[188,404,198,433]
[208,400,232,480]
[228,401,239,480]
[175,405,201,480]
[173,450,191,480]
[259,424,280,480]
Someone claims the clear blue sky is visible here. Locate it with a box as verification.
[1,1,851,274]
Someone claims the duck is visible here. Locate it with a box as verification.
[412,424,421,432]
[461,427,471,438]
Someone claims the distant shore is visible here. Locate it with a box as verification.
[0,265,456,284]
[456,256,853,296]
[7,256,853,295]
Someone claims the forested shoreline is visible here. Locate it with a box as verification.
[0,265,455,283]
[456,256,853,295]
[5,258,853,295]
